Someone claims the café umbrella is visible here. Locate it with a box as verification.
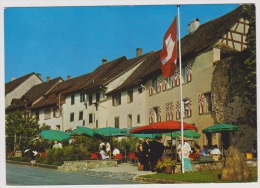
[202,124,240,133]
[40,130,70,141]
[94,127,127,138]
[76,126,95,137]
[202,124,240,155]
[165,130,201,139]
[130,120,197,134]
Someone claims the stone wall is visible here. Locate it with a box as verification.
[57,160,118,172]
[174,159,257,173]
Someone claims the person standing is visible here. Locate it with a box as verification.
[142,137,151,171]
[136,139,144,171]
[177,138,192,172]
[150,136,165,172]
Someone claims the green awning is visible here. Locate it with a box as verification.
[164,130,200,139]
[202,124,240,133]
[40,130,70,141]
[76,126,94,137]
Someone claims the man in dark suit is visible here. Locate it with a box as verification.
[150,136,165,172]
[142,137,151,171]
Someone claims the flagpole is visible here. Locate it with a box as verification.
[177,5,184,174]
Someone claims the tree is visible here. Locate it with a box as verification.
[6,110,40,154]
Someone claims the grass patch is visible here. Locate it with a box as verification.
[141,167,257,183]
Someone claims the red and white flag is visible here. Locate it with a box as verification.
[160,17,177,79]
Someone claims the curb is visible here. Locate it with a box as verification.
[6,160,58,170]
[133,175,188,184]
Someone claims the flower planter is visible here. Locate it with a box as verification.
[164,166,175,174]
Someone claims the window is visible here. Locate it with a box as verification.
[166,76,173,89]
[70,113,74,122]
[127,90,133,103]
[112,93,121,106]
[44,109,51,119]
[137,114,140,124]
[79,111,83,120]
[80,93,85,103]
[53,108,60,118]
[115,117,120,128]
[183,99,189,118]
[96,120,98,129]
[96,92,100,103]
[89,94,93,105]
[127,114,132,128]
[152,79,157,93]
[183,98,192,118]
[204,92,213,113]
[89,113,93,123]
[35,111,39,121]
[152,106,161,122]
[71,95,75,105]
[182,66,188,83]
[56,125,60,130]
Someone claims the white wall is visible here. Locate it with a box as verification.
[5,74,42,108]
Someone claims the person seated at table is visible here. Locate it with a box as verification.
[100,145,109,159]
[210,144,221,155]
[112,146,120,157]
[201,145,208,156]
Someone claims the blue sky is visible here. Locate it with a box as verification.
[4,4,241,83]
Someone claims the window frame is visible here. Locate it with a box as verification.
[80,93,86,103]
[70,112,74,122]
[44,108,51,120]
[89,113,93,123]
[79,111,83,120]
[115,117,120,128]
[71,94,75,105]
[127,90,133,103]
[112,93,121,106]
[89,94,93,105]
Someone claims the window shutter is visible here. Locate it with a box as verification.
[198,94,204,114]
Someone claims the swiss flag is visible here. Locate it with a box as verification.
[160,17,177,79]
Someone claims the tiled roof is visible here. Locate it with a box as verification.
[107,51,161,95]
[106,5,250,95]
[69,56,127,94]
[6,77,62,111]
[48,73,93,95]
[181,5,249,59]
[5,72,40,95]
[32,73,93,109]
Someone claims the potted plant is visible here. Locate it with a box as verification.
[156,157,177,174]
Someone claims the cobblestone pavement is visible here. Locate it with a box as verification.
[76,163,155,183]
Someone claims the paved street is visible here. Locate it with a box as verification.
[6,163,139,185]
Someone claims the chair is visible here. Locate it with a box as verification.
[40,152,47,157]
[96,152,102,160]
[128,152,138,163]
[115,153,123,163]
[90,153,98,160]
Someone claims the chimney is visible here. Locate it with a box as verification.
[67,75,71,80]
[11,77,16,81]
[46,76,50,82]
[37,74,42,80]
[188,18,200,34]
[102,58,107,65]
[136,48,142,57]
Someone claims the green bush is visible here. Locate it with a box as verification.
[78,145,90,160]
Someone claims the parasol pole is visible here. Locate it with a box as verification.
[177,5,185,174]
